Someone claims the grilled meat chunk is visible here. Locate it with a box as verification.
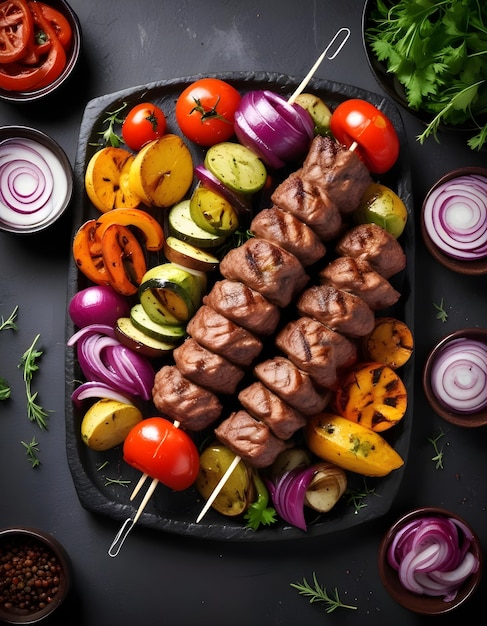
[214,410,287,468]
[254,356,331,415]
[173,337,245,395]
[238,382,307,440]
[219,237,309,308]
[152,365,222,431]
[202,279,280,336]
[270,170,344,241]
[301,134,372,214]
[275,317,338,388]
[335,223,406,279]
[320,256,401,311]
[296,283,375,338]
[186,305,263,367]
[250,205,327,267]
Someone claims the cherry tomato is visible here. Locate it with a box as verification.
[123,417,200,491]
[175,77,241,146]
[122,102,167,152]
[330,99,400,174]
[0,0,33,64]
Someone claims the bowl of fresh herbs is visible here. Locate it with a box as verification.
[362,0,487,152]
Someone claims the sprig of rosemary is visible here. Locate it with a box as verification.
[104,477,131,487]
[433,298,448,323]
[21,436,41,468]
[428,429,446,470]
[290,572,357,613]
[0,305,18,331]
[344,478,377,514]
[0,306,19,400]
[18,334,51,430]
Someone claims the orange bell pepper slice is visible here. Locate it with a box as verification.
[96,208,164,252]
[73,219,109,285]
[101,224,147,296]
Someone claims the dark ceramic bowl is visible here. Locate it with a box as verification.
[421,167,487,275]
[0,527,72,624]
[362,0,486,133]
[0,125,74,234]
[423,328,487,427]
[378,507,483,615]
[0,0,82,103]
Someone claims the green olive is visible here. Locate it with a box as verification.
[196,443,254,516]
[354,182,408,238]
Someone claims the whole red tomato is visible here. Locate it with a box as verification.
[123,417,199,491]
[330,99,399,174]
[175,77,241,146]
[122,102,167,152]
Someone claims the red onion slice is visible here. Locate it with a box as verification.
[430,338,487,413]
[0,137,69,229]
[423,174,487,260]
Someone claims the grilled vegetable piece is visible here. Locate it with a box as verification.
[85,147,141,213]
[334,362,408,432]
[305,412,404,477]
[204,141,267,194]
[362,317,413,369]
[189,185,239,235]
[81,399,143,451]
[168,200,226,248]
[196,444,255,517]
[163,236,219,272]
[128,134,193,207]
[115,317,176,359]
[101,224,147,296]
[304,462,347,513]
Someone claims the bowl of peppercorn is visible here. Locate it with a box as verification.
[0,527,71,624]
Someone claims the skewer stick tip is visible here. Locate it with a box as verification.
[196,455,242,524]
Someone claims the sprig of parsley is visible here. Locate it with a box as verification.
[92,103,127,147]
[18,334,51,430]
[291,572,357,613]
[366,0,487,150]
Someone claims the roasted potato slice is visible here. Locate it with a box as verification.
[362,316,413,369]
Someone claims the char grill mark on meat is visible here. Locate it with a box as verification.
[152,365,222,431]
[270,170,344,241]
[275,317,338,389]
[202,279,280,336]
[214,410,287,468]
[186,305,263,367]
[301,134,373,214]
[219,237,309,308]
[335,223,407,279]
[250,206,327,267]
[173,337,245,395]
[296,284,375,338]
[238,382,307,440]
[254,356,331,416]
[319,256,401,311]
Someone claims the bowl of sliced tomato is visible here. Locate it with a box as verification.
[0,0,82,103]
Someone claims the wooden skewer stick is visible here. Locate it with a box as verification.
[288,27,351,104]
[196,455,241,523]
[108,476,159,557]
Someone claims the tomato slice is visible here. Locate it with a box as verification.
[330,99,400,174]
[123,417,200,491]
[37,1,72,50]
[0,0,34,63]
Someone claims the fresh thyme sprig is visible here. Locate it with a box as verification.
[433,299,448,323]
[21,436,41,468]
[290,572,357,613]
[344,478,377,514]
[428,429,446,469]
[18,334,51,430]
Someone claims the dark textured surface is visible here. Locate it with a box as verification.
[1,1,486,624]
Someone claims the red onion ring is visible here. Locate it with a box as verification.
[423,174,487,260]
[387,515,480,601]
[267,466,317,530]
[430,338,487,413]
[71,381,135,407]
[0,138,68,229]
